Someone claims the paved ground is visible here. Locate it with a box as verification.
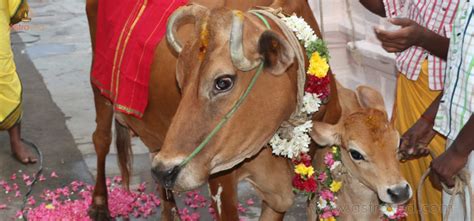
[0,0,397,220]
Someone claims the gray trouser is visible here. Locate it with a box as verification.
[442,139,474,221]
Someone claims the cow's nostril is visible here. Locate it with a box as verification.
[151,164,182,189]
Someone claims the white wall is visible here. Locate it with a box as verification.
[308,0,398,117]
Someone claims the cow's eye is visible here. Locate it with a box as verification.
[349,149,365,161]
[214,75,234,92]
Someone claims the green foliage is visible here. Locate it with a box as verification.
[306,39,330,60]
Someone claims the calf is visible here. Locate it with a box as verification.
[311,84,412,220]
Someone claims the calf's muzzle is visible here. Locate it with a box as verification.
[386,183,412,204]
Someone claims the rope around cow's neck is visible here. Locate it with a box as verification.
[417,151,474,221]
[250,8,307,118]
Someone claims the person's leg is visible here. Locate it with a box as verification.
[8,122,37,164]
[1,2,36,164]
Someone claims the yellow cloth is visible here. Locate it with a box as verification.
[393,60,445,221]
[0,0,22,130]
[8,0,22,17]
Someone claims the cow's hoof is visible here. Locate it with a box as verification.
[88,204,112,221]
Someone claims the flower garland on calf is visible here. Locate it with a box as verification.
[317,146,343,221]
[318,147,407,221]
[268,13,407,221]
[381,204,407,221]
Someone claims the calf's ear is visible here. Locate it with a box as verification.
[258,31,295,75]
[310,121,342,146]
[356,86,387,114]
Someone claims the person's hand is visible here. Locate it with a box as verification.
[398,117,436,160]
[374,18,427,53]
[430,147,469,188]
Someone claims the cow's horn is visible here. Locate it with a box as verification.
[230,11,261,71]
[166,4,208,54]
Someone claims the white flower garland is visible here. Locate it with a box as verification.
[269,121,313,159]
[281,15,318,48]
[269,15,322,159]
[302,92,322,115]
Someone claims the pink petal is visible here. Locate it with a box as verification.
[22,174,30,182]
[246,198,254,206]
[50,171,59,178]
[15,210,23,219]
[237,203,247,213]
[0,204,6,210]
[27,197,36,206]
[10,173,17,180]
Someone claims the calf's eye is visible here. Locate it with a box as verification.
[214,75,234,92]
[349,149,365,161]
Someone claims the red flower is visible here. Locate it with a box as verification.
[292,153,313,167]
[305,75,330,100]
[292,175,317,193]
[302,176,317,192]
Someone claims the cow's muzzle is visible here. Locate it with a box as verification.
[151,164,182,189]
[386,182,412,204]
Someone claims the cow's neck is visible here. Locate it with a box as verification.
[336,168,382,221]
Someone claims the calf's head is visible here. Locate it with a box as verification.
[311,86,412,205]
[152,6,300,191]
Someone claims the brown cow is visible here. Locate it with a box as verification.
[85,0,340,220]
[151,4,341,220]
[311,84,412,220]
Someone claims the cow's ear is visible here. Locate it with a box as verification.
[356,86,387,114]
[310,121,342,146]
[258,31,295,75]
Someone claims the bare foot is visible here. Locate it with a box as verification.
[11,140,37,164]
[8,123,37,164]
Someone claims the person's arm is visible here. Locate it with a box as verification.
[431,115,474,187]
[374,18,450,60]
[398,94,442,159]
[359,0,386,17]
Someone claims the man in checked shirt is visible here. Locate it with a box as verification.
[403,1,473,220]
[359,0,459,220]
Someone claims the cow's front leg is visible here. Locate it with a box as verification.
[239,147,295,221]
[209,170,240,221]
[88,86,114,220]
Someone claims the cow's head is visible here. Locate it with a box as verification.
[311,86,412,205]
[152,5,299,191]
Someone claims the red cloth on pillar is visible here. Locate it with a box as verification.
[91,0,188,118]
